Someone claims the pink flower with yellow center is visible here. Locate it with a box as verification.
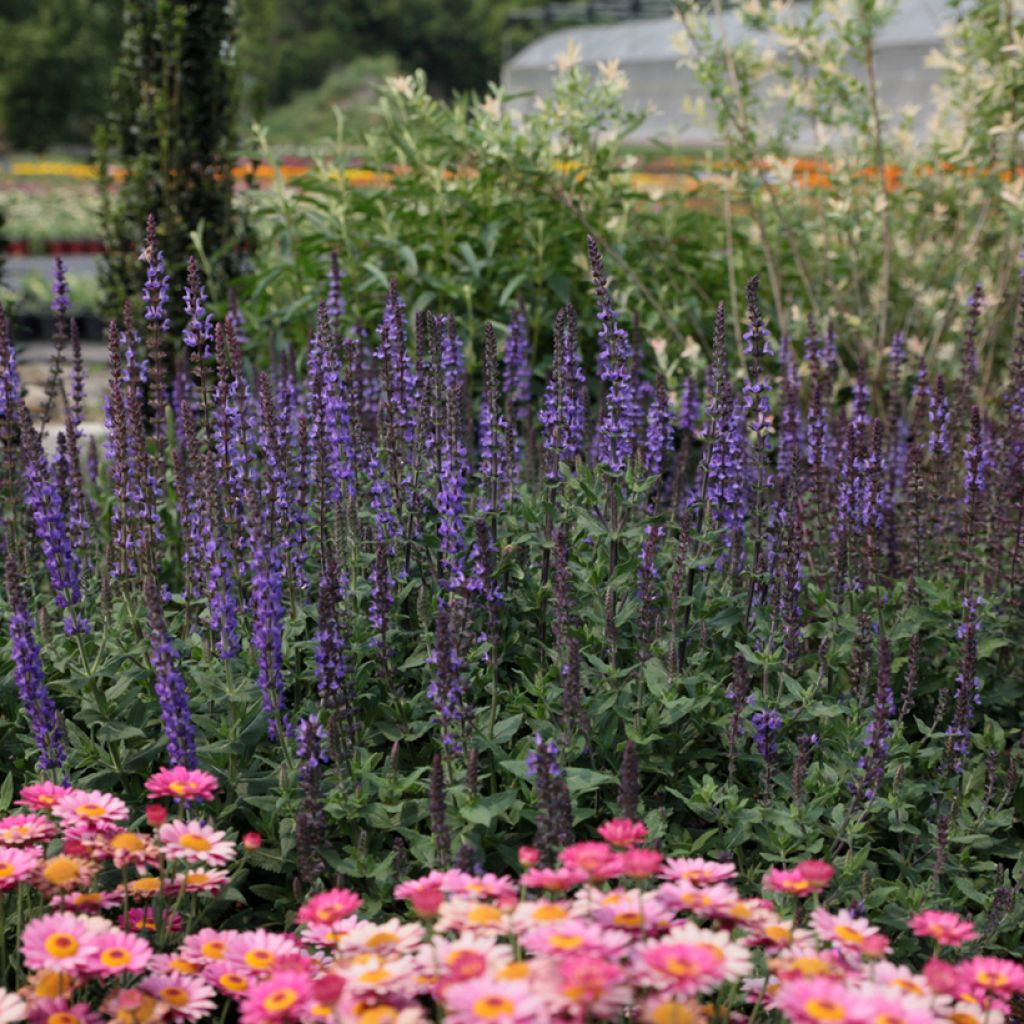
[336,919,426,957]
[962,956,1024,998]
[638,922,751,994]
[144,767,219,803]
[158,820,236,866]
[597,818,648,849]
[300,916,361,948]
[660,857,737,886]
[607,848,664,880]
[0,844,41,889]
[656,880,743,918]
[225,931,302,976]
[179,929,239,966]
[173,869,230,895]
[108,832,158,870]
[124,908,183,934]
[443,978,545,1024]
[509,899,576,933]
[812,909,891,958]
[238,971,313,1024]
[436,900,511,936]
[764,860,835,899]
[427,936,513,989]
[17,782,73,811]
[0,813,57,846]
[774,977,869,1024]
[22,913,99,973]
[520,920,631,959]
[908,911,978,948]
[554,953,631,1017]
[100,988,165,1024]
[48,891,121,914]
[296,889,362,926]
[147,954,204,977]
[140,974,217,1022]
[455,874,518,908]
[853,988,939,1024]
[89,930,153,978]
[53,791,129,832]
[640,994,707,1024]
[582,886,668,933]
[26,995,99,1024]
[519,867,587,892]
[339,954,420,998]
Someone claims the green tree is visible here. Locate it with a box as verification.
[97,0,244,321]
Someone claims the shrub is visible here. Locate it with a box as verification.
[0,235,1023,958]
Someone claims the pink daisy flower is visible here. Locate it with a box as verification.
[0,990,26,1024]
[519,867,587,891]
[124,907,183,933]
[90,929,153,977]
[173,869,230,895]
[0,814,57,846]
[238,971,312,1024]
[295,889,362,926]
[657,881,742,918]
[443,978,546,1024]
[395,873,446,917]
[147,954,206,977]
[597,818,648,849]
[638,921,751,994]
[552,953,632,1017]
[339,954,421,999]
[0,844,41,889]
[48,891,121,914]
[853,987,938,1024]
[764,860,835,898]
[660,857,737,886]
[141,974,217,1022]
[144,767,219,803]
[509,899,577,933]
[22,912,99,973]
[225,931,303,976]
[427,935,513,989]
[774,977,869,1024]
[179,930,239,966]
[811,908,891,958]
[53,791,129,832]
[299,915,361,948]
[158,820,236,866]
[520,920,631,958]
[607,848,663,880]
[583,886,670,933]
[559,842,616,878]
[908,910,978,948]
[962,956,1024,998]
[336,919,425,956]
[458,874,519,908]
[26,996,99,1024]
[17,782,73,811]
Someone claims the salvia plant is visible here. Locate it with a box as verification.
[0,223,1022,963]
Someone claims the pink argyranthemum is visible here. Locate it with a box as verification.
[17,782,73,811]
[962,956,1024,998]
[811,908,891,958]
[774,977,869,1024]
[238,971,312,1024]
[295,888,362,926]
[26,996,99,1024]
[0,814,57,846]
[597,818,648,849]
[225,931,302,976]
[22,913,100,973]
[158,820,236,866]
[520,920,631,959]
[660,857,737,886]
[908,910,978,948]
[179,929,239,966]
[637,921,751,995]
[144,768,219,804]
[141,974,217,1022]
[335,919,425,956]
[53,791,129,832]
[89,929,153,978]
[443,978,546,1024]
[173,869,230,895]
[0,845,41,890]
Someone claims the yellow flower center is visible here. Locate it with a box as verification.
[244,949,275,969]
[76,804,107,818]
[358,969,392,986]
[472,996,515,1019]
[532,904,567,922]
[201,940,226,960]
[467,906,502,927]
[218,973,248,992]
[169,782,189,795]
[496,963,529,981]
[48,1013,79,1024]
[158,986,189,1008]
[890,979,924,996]
[649,1002,703,1024]
[791,957,833,977]
[548,934,584,951]
[263,989,299,1013]
[366,930,400,948]
[664,956,701,978]
[100,948,132,968]
[178,834,212,852]
[764,925,792,942]
[833,925,866,945]
[0,863,14,878]
[168,958,200,975]
[32,972,72,998]
[184,873,211,886]
[111,833,146,852]
[613,911,643,928]
[129,877,163,895]
[44,933,80,958]
[357,1009,398,1024]
[43,857,82,887]
[976,970,1009,987]
[804,999,846,1022]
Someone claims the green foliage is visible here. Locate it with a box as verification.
[97,0,245,321]
[244,64,724,365]
[0,0,122,151]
